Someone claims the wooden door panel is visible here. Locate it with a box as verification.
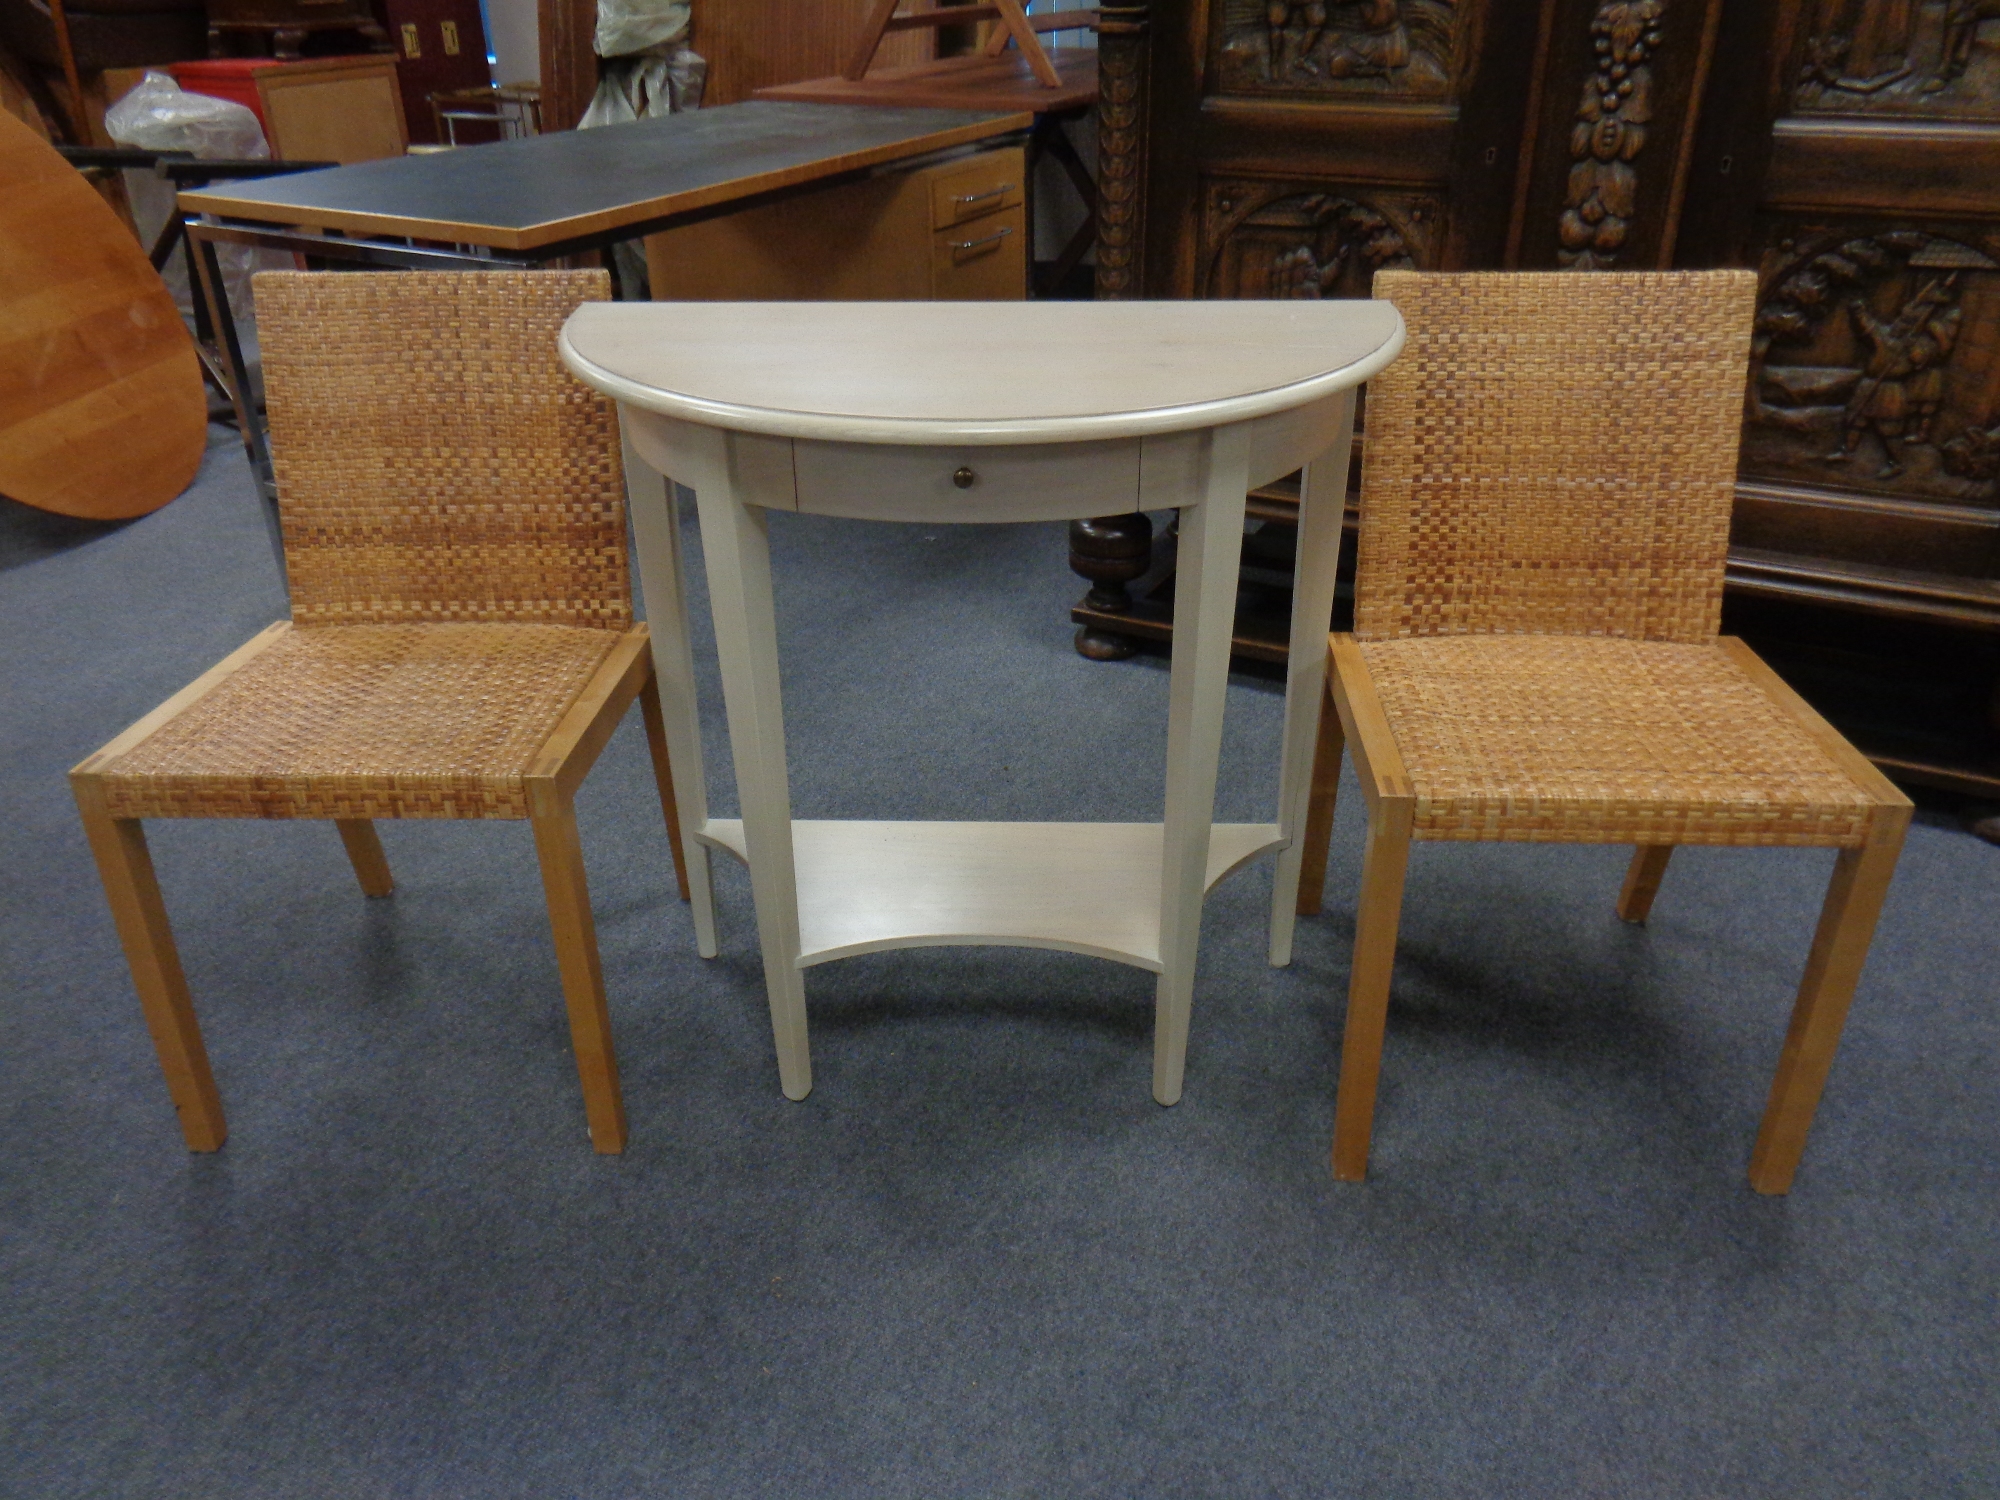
[1747,216,2000,520]
[1792,0,2000,120]
[1506,0,1726,269]
[1196,97,1458,178]
[1175,0,1503,295]
[1199,181,1439,297]
[1763,118,2000,218]
[1206,0,1472,100]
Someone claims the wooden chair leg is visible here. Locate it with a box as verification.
[335,818,394,898]
[527,782,628,1154]
[1616,844,1673,924]
[1296,681,1347,918]
[1748,811,1909,1195]
[637,670,691,904]
[72,786,227,1151]
[1331,798,1415,1183]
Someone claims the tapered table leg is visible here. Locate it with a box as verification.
[1153,425,1250,1106]
[1270,401,1356,963]
[622,436,719,959]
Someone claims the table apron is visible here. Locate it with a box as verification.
[619,397,1355,524]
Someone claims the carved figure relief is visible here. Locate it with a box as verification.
[1557,0,1666,269]
[1214,0,1459,96]
[1200,184,1433,300]
[1748,227,2000,504]
[1796,0,2000,117]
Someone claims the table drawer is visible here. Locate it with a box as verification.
[930,153,1025,230]
[792,435,1141,523]
[931,205,1026,300]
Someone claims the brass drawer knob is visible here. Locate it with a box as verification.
[952,466,977,490]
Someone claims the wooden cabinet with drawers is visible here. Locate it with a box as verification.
[646,144,1026,301]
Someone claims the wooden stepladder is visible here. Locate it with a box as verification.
[844,0,1088,88]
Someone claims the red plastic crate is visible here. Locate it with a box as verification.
[166,60,274,132]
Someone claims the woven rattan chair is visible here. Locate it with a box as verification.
[69,270,686,1156]
[1296,269,1911,1196]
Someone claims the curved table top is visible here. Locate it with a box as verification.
[560,300,1405,446]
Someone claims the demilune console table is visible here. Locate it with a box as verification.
[560,300,1404,1104]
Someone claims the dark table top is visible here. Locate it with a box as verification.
[177,100,1030,252]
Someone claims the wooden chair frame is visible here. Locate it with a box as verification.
[72,622,687,1157]
[1298,633,1911,1196]
[844,0,1079,86]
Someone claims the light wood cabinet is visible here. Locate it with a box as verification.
[645,144,1027,301]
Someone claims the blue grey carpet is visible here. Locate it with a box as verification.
[2,431,1996,1498]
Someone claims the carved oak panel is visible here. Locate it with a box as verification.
[1747,220,2000,506]
[1209,0,1469,99]
[1509,0,1724,271]
[1793,0,2000,119]
[1557,0,1671,267]
[1199,180,1440,297]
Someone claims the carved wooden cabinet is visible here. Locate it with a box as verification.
[1686,0,2000,800]
[1073,0,2000,803]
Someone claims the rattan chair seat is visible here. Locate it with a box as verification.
[1360,635,1875,847]
[97,622,621,821]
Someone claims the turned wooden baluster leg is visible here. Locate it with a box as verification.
[527,779,628,1154]
[691,432,812,1101]
[1269,398,1356,964]
[73,782,227,1151]
[1069,512,1154,660]
[622,433,718,957]
[336,818,394,898]
[1152,425,1250,1106]
[1616,844,1674,924]
[1747,807,1910,1195]
[1330,795,1415,1183]
[1294,681,1346,918]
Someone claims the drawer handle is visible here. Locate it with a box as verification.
[950,226,1012,258]
[952,466,977,489]
[952,184,1015,207]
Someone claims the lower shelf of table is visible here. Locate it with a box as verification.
[695,819,1284,971]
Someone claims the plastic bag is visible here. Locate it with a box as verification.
[577,46,706,128]
[106,72,278,343]
[105,70,269,160]
[594,0,691,60]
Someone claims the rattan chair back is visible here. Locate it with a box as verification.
[255,270,631,631]
[1352,269,1757,644]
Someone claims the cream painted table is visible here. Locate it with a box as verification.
[560,301,1404,1104]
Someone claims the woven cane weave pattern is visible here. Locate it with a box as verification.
[255,271,630,630]
[1359,636,1874,846]
[97,624,618,820]
[1353,270,1757,644]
